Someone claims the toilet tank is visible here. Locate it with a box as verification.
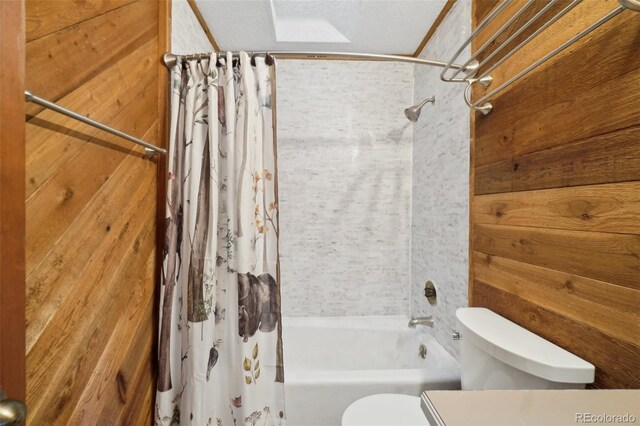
[456,308,595,390]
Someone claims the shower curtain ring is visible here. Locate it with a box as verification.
[265,52,275,66]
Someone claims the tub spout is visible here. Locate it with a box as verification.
[408,316,434,328]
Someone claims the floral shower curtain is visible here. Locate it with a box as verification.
[156,52,285,426]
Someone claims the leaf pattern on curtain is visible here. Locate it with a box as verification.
[156,52,285,426]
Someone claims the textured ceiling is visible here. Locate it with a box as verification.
[195,0,448,54]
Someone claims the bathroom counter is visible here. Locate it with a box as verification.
[421,389,640,425]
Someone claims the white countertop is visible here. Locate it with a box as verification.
[421,390,640,426]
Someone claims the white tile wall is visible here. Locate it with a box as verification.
[276,60,414,317]
[171,0,213,55]
[411,0,472,358]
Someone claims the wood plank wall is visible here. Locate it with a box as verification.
[24,0,169,423]
[470,0,640,389]
[0,0,27,402]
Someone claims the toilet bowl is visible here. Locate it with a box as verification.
[342,308,595,425]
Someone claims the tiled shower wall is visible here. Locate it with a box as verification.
[277,60,414,317]
[411,0,471,358]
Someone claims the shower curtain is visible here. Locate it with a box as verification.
[156,52,285,426]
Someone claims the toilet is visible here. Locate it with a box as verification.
[342,307,595,425]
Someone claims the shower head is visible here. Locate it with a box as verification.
[404,96,436,122]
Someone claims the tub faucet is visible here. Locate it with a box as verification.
[408,316,434,328]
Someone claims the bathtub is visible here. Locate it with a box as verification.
[282,316,461,426]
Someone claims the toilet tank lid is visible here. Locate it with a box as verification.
[456,308,595,384]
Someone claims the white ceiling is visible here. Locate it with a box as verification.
[195,0,449,55]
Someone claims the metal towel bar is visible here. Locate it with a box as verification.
[25,90,166,156]
[441,0,640,115]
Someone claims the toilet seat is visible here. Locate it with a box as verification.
[341,394,429,426]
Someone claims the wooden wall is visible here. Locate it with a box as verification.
[1,0,27,402]
[470,0,640,389]
[24,0,169,423]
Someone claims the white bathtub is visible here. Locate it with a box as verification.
[282,316,461,426]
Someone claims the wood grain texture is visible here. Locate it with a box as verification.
[474,182,640,234]
[25,128,157,352]
[25,0,157,117]
[474,0,501,23]
[473,5,640,167]
[25,38,158,198]
[26,82,158,274]
[473,253,640,346]
[26,0,137,42]
[69,262,155,422]
[413,0,457,57]
[474,1,623,96]
[474,125,640,195]
[474,223,640,291]
[471,0,640,389]
[34,173,155,422]
[472,0,544,52]
[25,0,165,422]
[473,281,640,389]
[0,0,27,401]
[473,0,575,78]
[475,65,640,168]
[26,139,157,423]
[81,285,155,423]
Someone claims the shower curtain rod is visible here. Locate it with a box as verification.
[25,90,167,156]
[162,51,476,79]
